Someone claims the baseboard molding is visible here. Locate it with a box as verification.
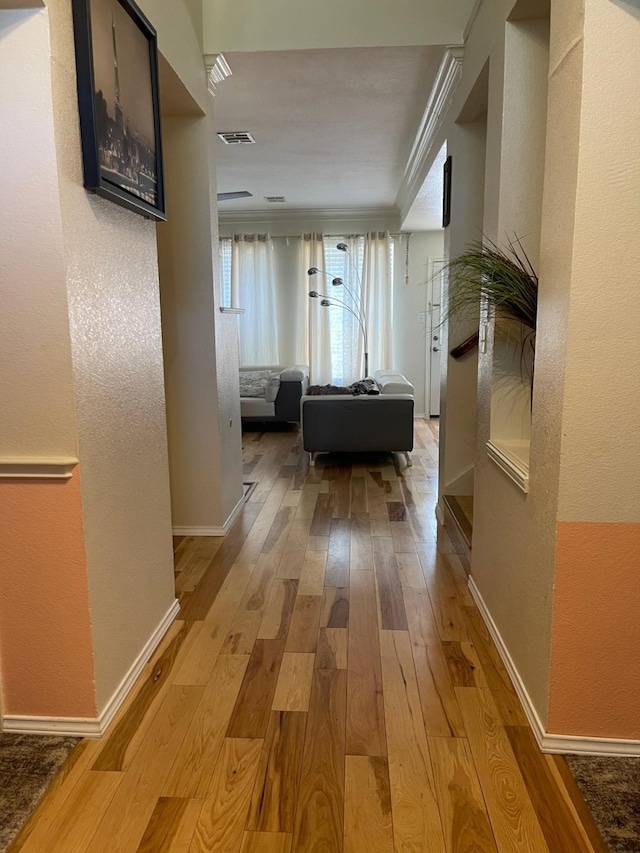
[3,598,180,738]
[172,491,247,538]
[468,577,640,757]
[435,500,445,526]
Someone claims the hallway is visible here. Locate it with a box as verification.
[10,422,604,853]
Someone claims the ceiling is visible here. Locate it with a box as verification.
[214,46,448,226]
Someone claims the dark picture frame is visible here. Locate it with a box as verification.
[71,0,165,220]
[442,154,452,228]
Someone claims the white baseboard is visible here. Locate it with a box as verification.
[3,598,180,738]
[468,577,640,757]
[172,491,247,538]
[414,413,426,419]
[435,501,445,526]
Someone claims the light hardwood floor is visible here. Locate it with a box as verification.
[10,421,607,853]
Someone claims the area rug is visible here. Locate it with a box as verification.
[0,733,78,851]
[566,755,640,852]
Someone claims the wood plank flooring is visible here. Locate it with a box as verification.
[10,421,605,853]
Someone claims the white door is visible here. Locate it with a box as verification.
[426,259,445,417]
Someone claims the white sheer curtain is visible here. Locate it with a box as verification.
[231,234,280,365]
[299,233,333,385]
[298,232,393,385]
[362,231,393,374]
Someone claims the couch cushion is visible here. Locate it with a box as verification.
[239,369,280,399]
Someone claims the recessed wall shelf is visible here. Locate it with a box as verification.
[219,307,245,314]
[0,458,79,480]
[486,439,529,493]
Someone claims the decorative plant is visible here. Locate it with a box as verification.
[444,236,538,334]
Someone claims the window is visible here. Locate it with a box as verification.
[219,237,232,307]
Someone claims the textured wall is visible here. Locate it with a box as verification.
[158,115,224,529]
[46,0,192,711]
[549,523,640,738]
[471,11,558,726]
[547,0,640,739]
[0,477,96,717]
[0,8,77,458]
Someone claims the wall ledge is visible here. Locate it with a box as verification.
[486,439,529,492]
[0,457,78,480]
[469,577,640,756]
[3,598,180,738]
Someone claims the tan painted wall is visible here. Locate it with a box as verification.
[158,109,243,530]
[203,0,477,53]
[0,7,95,718]
[0,8,77,459]
[45,0,209,711]
[440,118,486,495]
[472,9,557,726]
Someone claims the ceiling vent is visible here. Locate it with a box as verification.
[217,131,256,145]
[265,196,286,203]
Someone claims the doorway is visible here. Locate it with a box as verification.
[426,258,445,417]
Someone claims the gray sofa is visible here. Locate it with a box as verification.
[240,364,309,423]
[300,370,414,465]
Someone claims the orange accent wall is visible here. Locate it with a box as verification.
[548,521,640,739]
[0,473,96,718]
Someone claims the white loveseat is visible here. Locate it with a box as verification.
[239,364,309,423]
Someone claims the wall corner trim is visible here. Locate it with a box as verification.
[3,598,180,738]
[0,458,79,480]
[172,490,247,538]
[395,45,464,215]
[468,577,640,756]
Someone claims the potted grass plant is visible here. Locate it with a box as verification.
[444,236,538,377]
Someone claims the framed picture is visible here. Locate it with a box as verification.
[71,0,165,220]
[442,154,452,228]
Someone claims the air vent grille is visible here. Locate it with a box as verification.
[265,196,286,203]
[217,131,256,145]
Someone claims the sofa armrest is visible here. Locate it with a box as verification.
[373,369,414,395]
[279,365,309,383]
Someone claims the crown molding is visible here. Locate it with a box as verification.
[218,206,400,226]
[204,53,232,97]
[396,46,464,218]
